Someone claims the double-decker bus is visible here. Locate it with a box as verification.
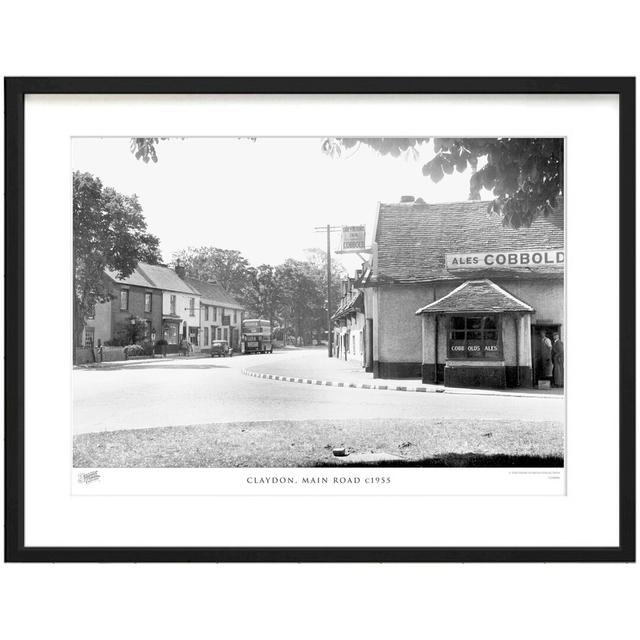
[241,318,273,354]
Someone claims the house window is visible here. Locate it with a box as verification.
[144,292,152,313]
[216,327,222,340]
[448,315,501,360]
[189,298,195,316]
[204,305,209,321]
[170,295,176,315]
[120,289,129,311]
[234,310,238,324]
[87,300,95,319]
[223,327,228,341]
[204,327,209,346]
[213,306,218,322]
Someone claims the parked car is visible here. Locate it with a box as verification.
[210,340,232,357]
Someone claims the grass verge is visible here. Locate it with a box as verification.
[74,417,564,468]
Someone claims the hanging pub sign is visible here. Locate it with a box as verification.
[445,249,564,271]
[338,225,367,253]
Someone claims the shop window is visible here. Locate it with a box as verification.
[144,292,152,313]
[164,323,179,344]
[204,327,209,346]
[448,315,501,360]
[120,289,129,311]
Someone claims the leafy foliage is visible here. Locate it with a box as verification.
[123,344,145,357]
[172,245,345,345]
[322,137,563,227]
[130,138,161,163]
[73,171,161,349]
[243,264,281,326]
[172,247,252,300]
[275,259,327,343]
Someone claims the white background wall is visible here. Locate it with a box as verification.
[1,3,638,640]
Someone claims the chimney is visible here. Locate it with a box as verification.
[174,259,186,279]
[400,195,415,203]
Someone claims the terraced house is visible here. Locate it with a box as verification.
[82,265,163,349]
[183,276,245,352]
[363,197,564,389]
[82,262,201,353]
[143,262,202,351]
[332,272,366,365]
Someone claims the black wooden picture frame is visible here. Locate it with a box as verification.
[4,77,635,562]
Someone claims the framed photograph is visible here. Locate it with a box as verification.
[4,77,635,562]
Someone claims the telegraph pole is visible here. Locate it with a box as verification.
[314,225,341,357]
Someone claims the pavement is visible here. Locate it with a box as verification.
[242,347,565,399]
[73,347,564,434]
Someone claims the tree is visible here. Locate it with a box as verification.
[275,259,326,344]
[243,264,281,327]
[304,248,345,314]
[321,137,563,227]
[171,247,251,300]
[73,171,160,353]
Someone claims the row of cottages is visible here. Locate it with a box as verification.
[332,272,366,365]
[333,196,564,389]
[182,276,245,351]
[82,262,244,354]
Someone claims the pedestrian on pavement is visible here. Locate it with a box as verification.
[552,332,564,387]
[180,338,189,357]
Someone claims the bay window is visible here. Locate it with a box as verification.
[448,314,501,360]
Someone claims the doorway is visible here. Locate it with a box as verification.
[531,324,561,385]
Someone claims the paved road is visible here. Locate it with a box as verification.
[73,349,564,434]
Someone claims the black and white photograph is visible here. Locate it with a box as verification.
[72,136,565,477]
[4,75,634,566]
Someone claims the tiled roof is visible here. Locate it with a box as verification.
[332,290,364,320]
[105,265,156,288]
[136,263,199,294]
[373,200,564,284]
[183,277,244,309]
[416,279,534,314]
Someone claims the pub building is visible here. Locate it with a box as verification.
[362,196,564,389]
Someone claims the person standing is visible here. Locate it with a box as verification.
[552,332,564,388]
[540,330,553,380]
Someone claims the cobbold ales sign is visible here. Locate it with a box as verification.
[445,250,564,271]
[339,225,366,253]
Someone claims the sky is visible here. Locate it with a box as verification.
[72,137,490,273]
